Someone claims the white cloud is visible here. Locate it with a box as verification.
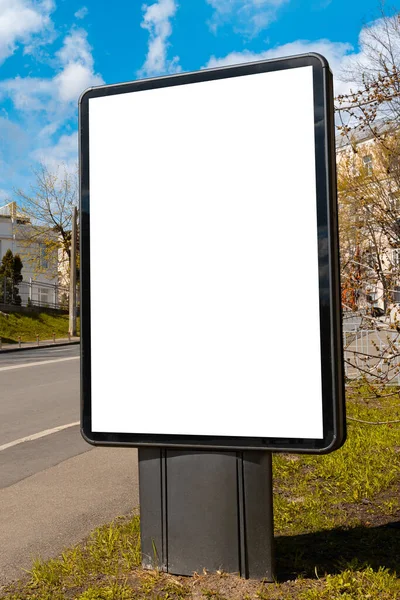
[0,76,53,112]
[56,62,101,102]
[31,131,78,171]
[56,27,93,66]
[0,28,103,113]
[0,0,54,64]
[337,15,400,90]
[54,29,103,102]
[0,26,103,189]
[206,0,289,36]
[138,0,181,77]
[205,39,356,95]
[75,6,88,19]
[205,14,400,103]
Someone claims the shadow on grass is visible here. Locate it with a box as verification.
[276,521,400,581]
[0,337,17,344]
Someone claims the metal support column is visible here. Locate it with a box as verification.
[139,449,275,580]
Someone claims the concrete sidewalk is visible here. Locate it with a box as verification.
[0,337,80,353]
[0,446,139,585]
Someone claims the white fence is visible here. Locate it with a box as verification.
[0,275,69,310]
[343,328,400,385]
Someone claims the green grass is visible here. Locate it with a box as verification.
[273,391,400,535]
[1,516,141,600]
[1,388,399,600]
[297,567,400,599]
[0,310,80,343]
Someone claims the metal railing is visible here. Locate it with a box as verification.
[343,327,400,385]
[0,275,71,310]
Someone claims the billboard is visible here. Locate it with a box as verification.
[80,53,345,453]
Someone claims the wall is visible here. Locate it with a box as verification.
[0,217,15,258]
[0,214,59,307]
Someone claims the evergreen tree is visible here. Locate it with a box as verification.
[0,250,23,305]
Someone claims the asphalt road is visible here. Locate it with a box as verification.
[0,345,139,586]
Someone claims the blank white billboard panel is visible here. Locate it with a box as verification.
[81,55,345,452]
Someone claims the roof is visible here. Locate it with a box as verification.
[0,202,27,220]
[336,119,397,150]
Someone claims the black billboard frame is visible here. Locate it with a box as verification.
[79,52,346,454]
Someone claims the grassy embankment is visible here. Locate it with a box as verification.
[0,310,80,343]
[1,387,399,600]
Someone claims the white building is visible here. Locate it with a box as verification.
[0,202,59,307]
[336,125,400,317]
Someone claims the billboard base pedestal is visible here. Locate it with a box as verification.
[138,449,275,580]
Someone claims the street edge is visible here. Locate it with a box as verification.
[0,340,80,354]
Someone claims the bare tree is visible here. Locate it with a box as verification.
[334,5,400,391]
[338,133,400,317]
[336,6,400,140]
[14,163,78,280]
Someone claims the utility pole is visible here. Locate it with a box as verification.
[69,206,77,337]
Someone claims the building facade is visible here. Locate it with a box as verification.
[336,126,400,319]
[0,202,61,307]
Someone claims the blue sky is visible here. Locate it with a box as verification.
[0,0,393,200]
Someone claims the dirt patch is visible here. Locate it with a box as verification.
[331,480,400,528]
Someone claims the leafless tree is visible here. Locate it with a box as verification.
[14,163,78,281]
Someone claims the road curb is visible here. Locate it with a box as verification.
[0,341,80,354]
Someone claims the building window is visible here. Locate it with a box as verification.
[393,286,400,304]
[392,248,400,268]
[39,287,49,306]
[364,247,376,268]
[39,244,48,270]
[363,155,373,176]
